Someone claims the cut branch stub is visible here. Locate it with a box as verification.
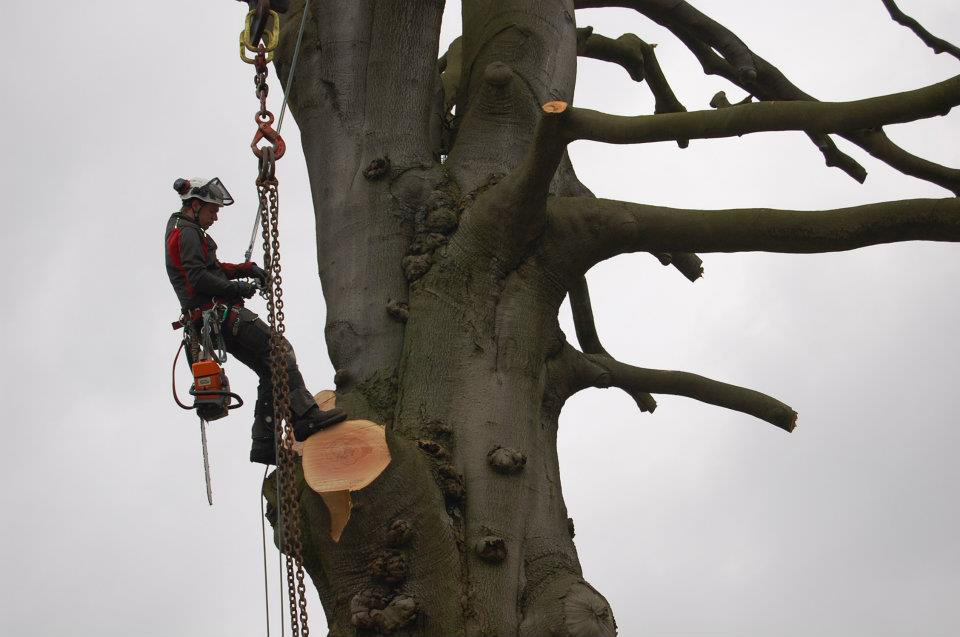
[438,463,465,504]
[301,418,392,492]
[350,588,418,634]
[350,587,388,630]
[417,438,450,460]
[369,549,407,585]
[300,392,392,541]
[385,518,413,548]
[371,594,418,634]
[487,445,527,475]
[561,581,617,637]
[543,100,569,115]
[474,535,507,563]
[363,156,391,180]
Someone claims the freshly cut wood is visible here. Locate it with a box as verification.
[319,490,352,543]
[301,419,391,492]
[314,389,337,412]
[298,388,391,540]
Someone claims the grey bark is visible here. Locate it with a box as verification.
[261,1,960,635]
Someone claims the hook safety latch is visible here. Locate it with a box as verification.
[251,112,286,161]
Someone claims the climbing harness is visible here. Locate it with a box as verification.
[240,1,312,635]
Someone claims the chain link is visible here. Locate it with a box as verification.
[252,37,310,637]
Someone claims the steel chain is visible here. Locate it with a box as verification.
[251,36,310,637]
[259,178,309,637]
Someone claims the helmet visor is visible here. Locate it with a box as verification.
[202,178,234,206]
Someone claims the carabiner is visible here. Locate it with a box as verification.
[241,6,280,54]
[251,112,286,161]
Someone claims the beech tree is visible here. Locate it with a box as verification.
[256,1,959,634]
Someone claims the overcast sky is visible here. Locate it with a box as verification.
[2,1,958,635]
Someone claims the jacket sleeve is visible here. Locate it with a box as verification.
[178,228,237,298]
[220,261,254,279]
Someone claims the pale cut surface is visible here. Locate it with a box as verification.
[301,418,391,492]
[299,390,391,541]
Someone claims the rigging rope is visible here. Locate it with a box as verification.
[260,465,273,637]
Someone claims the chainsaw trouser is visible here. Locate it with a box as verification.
[222,307,319,444]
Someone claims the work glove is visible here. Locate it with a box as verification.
[248,263,269,287]
[231,281,258,299]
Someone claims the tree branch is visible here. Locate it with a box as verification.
[881,0,960,61]
[551,343,658,413]
[551,74,960,146]
[550,342,796,431]
[577,0,960,193]
[568,275,609,356]
[666,251,703,282]
[575,0,758,80]
[677,26,959,192]
[576,27,645,82]
[576,27,689,147]
[664,22,869,184]
[585,354,797,431]
[546,195,960,275]
[509,101,570,204]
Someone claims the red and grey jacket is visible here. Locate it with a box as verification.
[165,213,255,310]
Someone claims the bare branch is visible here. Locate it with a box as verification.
[806,132,870,184]
[546,195,960,275]
[667,252,703,282]
[585,0,960,192]
[551,74,960,146]
[854,128,960,196]
[585,354,797,432]
[575,0,758,80]
[551,341,796,431]
[630,34,689,147]
[505,101,570,206]
[577,28,689,147]
[576,27,645,81]
[881,0,960,61]
[568,276,609,356]
[555,343,658,413]
[710,90,868,184]
[652,251,704,281]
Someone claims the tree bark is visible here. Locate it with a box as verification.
[262,1,960,634]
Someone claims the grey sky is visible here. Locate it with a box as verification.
[2,1,958,635]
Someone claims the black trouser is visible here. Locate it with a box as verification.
[222,307,319,444]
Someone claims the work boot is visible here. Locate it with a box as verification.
[250,397,277,465]
[293,405,348,442]
[250,435,277,466]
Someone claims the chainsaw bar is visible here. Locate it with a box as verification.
[200,418,213,506]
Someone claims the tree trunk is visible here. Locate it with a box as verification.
[271,1,613,634]
[262,0,960,634]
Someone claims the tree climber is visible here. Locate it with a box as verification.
[165,177,346,465]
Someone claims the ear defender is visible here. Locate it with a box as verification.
[174,178,191,195]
